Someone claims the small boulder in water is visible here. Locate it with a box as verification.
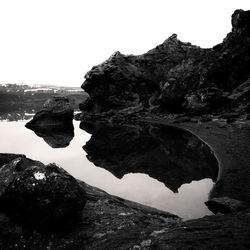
[205,197,247,214]
[25,96,74,129]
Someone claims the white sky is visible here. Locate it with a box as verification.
[0,0,249,87]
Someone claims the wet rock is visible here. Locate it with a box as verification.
[0,157,86,227]
[26,96,74,129]
[205,197,248,214]
[81,122,218,192]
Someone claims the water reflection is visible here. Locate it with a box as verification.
[0,105,39,121]
[0,117,218,220]
[81,121,218,193]
[27,124,74,148]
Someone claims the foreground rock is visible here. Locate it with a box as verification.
[80,9,250,118]
[0,149,250,249]
[0,155,86,227]
[0,153,26,168]
[26,96,74,129]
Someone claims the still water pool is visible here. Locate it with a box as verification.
[0,117,218,220]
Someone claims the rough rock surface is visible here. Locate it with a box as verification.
[81,121,218,192]
[183,87,228,114]
[26,96,74,129]
[0,157,86,227]
[80,9,250,115]
[205,197,248,214]
[0,153,26,169]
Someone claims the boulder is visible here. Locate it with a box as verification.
[205,197,247,214]
[0,157,86,227]
[26,96,74,129]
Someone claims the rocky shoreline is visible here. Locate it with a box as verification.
[1,115,250,249]
[1,8,250,250]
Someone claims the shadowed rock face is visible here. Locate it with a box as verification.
[26,96,74,129]
[81,122,218,192]
[80,10,250,114]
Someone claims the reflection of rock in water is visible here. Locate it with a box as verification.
[27,124,74,148]
[25,96,75,148]
[81,122,218,193]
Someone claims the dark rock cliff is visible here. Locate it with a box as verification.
[80,9,250,115]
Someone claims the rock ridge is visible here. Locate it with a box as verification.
[80,9,250,117]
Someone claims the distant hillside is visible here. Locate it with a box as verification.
[0,84,89,119]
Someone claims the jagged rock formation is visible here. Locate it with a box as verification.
[0,155,86,227]
[81,122,218,192]
[80,9,250,115]
[26,96,74,128]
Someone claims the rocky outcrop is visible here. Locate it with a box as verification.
[80,10,250,116]
[0,156,86,227]
[81,121,218,192]
[26,96,74,129]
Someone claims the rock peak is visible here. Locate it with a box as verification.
[232,9,250,28]
[164,33,178,42]
[80,9,250,115]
